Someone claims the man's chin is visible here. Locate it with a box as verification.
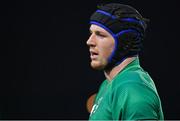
[90,62,105,70]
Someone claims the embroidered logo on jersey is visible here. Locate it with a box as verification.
[90,97,103,116]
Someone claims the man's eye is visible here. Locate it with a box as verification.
[97,33,106,37]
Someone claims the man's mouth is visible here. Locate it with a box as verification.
[90,50,98,60]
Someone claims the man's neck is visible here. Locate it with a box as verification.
[104,57,136,81]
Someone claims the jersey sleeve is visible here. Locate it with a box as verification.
[111,82,161,120]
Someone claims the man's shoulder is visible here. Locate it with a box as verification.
[111,69,158,99]
[112,67,146,86]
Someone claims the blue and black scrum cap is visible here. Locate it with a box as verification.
[89,3,149,70]
[90,3,147,35]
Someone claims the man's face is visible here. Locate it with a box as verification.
[87,24,115,70]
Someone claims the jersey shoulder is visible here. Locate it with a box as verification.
[110,74,162,120]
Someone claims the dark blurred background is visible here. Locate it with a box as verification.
[0,0,179,119]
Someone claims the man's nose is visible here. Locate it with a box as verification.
[86,34,96,46]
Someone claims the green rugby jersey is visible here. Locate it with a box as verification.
[89,58,164,120]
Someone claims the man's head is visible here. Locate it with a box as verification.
[87,3,148,70]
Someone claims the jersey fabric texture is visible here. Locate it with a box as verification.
[89,58,164,120]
